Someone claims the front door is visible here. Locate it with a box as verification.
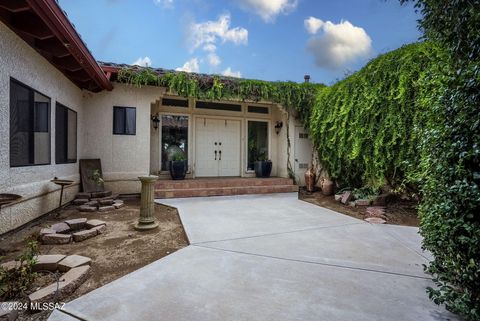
[195,118,241,177]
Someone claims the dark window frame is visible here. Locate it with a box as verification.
[55,102,77,164]
[9,78,51,167]
[113,106,136,135]
[195,101,242,112]
[248,105,270,114]
[162,98,189,108]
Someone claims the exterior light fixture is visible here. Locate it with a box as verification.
[275,121,283,135]
[151,114,160,130]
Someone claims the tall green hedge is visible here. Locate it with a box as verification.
[309,42,442,189]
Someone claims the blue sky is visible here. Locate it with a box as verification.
[58,0,421,84]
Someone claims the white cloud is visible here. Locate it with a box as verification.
[305,18,372,69]
[175,58,200,73]
[222,67,242,78]
[304,16,323,34]
[154,0,174,9]
[237,0,298,22]
[132,56,152,67]
[188,14,248,51]
[207,53,221,66]
[203,44,217,52]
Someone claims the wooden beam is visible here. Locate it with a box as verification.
[52,55,83,72]
[0,0,30,13]
[35,37,70,57]
[11,11,54,40]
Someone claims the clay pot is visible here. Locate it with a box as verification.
[320,177,334,196]
[305,167,316,192]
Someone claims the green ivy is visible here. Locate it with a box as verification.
[309,42,443,189]
[117,68,323,124]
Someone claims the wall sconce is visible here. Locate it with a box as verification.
[151,114,160,130]
[274,121,283,135]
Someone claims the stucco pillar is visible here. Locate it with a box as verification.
[135,175,159,230]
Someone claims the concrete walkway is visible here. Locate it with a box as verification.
[49,193,457,321]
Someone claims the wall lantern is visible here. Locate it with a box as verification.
[151,114,160,130]
[274,121,283,135]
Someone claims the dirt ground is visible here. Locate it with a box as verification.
[0,198,189,321]
[299,189,419,227]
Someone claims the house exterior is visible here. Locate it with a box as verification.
[0,0,313,234]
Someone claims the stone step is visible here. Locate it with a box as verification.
[155,177,294,190]
[155,184,298,199]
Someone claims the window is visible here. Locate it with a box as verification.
[55,103,77,164]
[248,106,269,114]
[113,106,136,135]
[10,79,51,167]
[161,115,188,171]
[247,121,268,170]
[196,101,242,112]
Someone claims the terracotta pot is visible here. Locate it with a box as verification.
[304,167,316,192]
[321,178,334,196]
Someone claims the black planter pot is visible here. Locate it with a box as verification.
[169,160,187,180]
[254,160,272,178]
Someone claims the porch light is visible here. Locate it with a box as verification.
[151,114,160,130]
[275,121,283,135]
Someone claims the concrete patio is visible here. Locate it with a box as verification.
[49,193,457,321]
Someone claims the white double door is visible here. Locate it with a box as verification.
[195,118,241,177]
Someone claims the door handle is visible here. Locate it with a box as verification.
[219,150,222,160]
[214,150,217,160]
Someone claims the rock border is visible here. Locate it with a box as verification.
[73,191,125,212]
[40,219,106,245]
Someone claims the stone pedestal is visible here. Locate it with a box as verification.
[135,175,159,230]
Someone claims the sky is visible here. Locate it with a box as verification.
[58,0,422,85]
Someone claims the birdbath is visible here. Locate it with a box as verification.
[50,178,74,210]
[0,193,22,209]
[135,175,159,231]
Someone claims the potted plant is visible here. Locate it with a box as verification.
[254,153,272,178]
[169,151,187,180]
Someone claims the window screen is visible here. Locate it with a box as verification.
[113,106,136,135]
[56,103,77,164]
[10,79,51,167]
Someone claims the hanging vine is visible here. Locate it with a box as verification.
[116,67,324,176]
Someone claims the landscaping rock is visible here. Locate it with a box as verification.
[0,261,20,272]
[341,191,354,204]
[334,194,342,202]
[98,205,115,212]
[366,206,386,217]
[72,229,97,242]
[91,224,106,235]
[29,265,91,306]
[99,199,114,206]
[113,200,125,209]
[78,205,97,212]
[73,198,89,205]
[91,191,112,198]
[65,218,87,230]
[75,192,91,199]
[348,201,356,207]
[86,219,106,229]
[50,222,70,233]
[0,302,19,321]
[39,228,56,236]
[57,255,91,272]
[33,254,66,272]
[42,233,71,245]
[85,200,99,206]
[355,199,371,206]
[364,217,387,224]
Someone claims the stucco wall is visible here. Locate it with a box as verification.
[82,84,166,194]
[0,21,84,234]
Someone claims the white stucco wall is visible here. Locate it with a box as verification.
[82,84,166,194]
[0,21,84,234]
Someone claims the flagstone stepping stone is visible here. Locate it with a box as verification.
[113,200,125,209]
[57,255,91,272]
[98,205,115,212]
[65,218,87,230]
[91,224,107,234]
[86,219,106,228]
[78,205,97,212]
[72,229,98,242]
[42,233,72,245]
[33,254,66,272]
[40,228,56,236]
[51,222,70,233]
[73,198,89,205]
[99,199,114,206]
[364,217,387,224]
